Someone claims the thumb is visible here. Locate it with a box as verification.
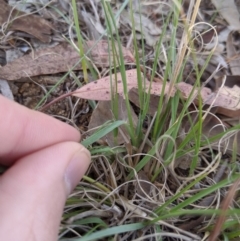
[0,142,90,241]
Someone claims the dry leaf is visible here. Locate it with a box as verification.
[85,40,134,67]
[135,171,152,198]
[176,82,240,117]
[174,154,197,170]
[0,42,77,80]
[211,0,240,30]
[121,10,162,46]
[200,27,220,44]
[128,88,161,116]
[74,69,240,118]
[121,1,173,47]
[226,32,240,75]
[0,0,52,43]
[215,74,240,119]
[80,10,102,40]
[73,69,175,100]
[88,96,138,146]
[214,85,240,117]
[215,75,240,89]
[0,40,134,81]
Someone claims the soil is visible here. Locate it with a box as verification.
[9,77,92,133]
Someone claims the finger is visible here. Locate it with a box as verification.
[0,95,80,165]
[0,141,90,241]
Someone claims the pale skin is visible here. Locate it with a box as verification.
[0,95,91,241]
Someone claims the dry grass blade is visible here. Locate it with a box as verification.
[208,178,240,241]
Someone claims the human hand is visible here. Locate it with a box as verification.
[0,95,91,240]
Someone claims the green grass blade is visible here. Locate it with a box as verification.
[72,217,108,228]
[102,1,137,146]
[72,0,89,83]
[151,174,240,223]
[61,223,146,241]
[82,120,126,147]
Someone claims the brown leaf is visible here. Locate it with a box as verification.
[73,69,175,100]
[88,96,138,146]
[0,42,77,80]
[176,82,240,117]
[128,88,160,116]
[216,75,240,89]
[74,70,240,118]
[200,27,224,44]
[226,32,240,75]
[214,75,240,116]
[0,0,52,43]
[0,41,134,81]
[214,85,240,117]
[135,171,152,198]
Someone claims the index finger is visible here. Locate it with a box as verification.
[0,95,80,165]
